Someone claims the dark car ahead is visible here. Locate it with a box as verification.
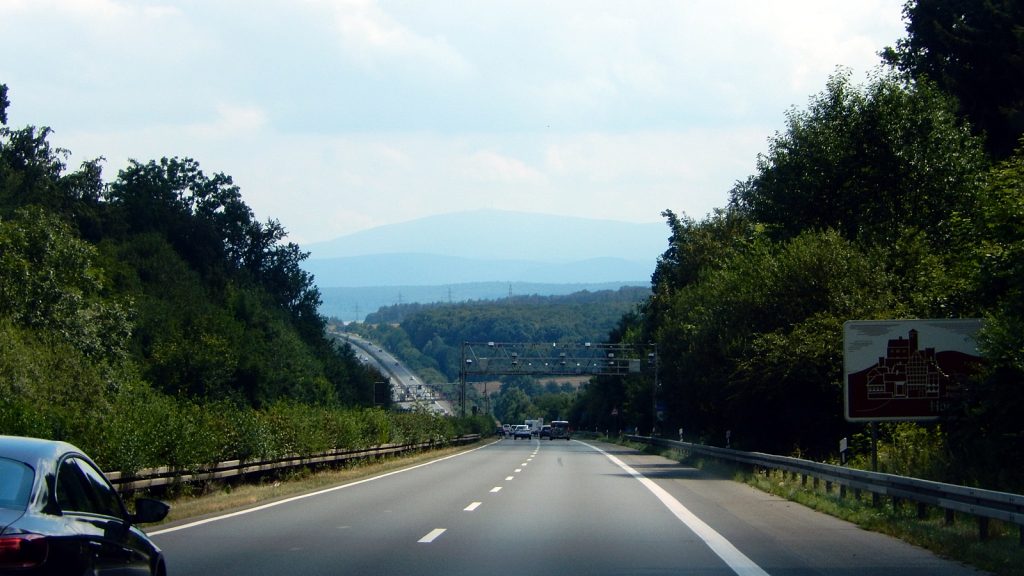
[0,435,169,575]
[549,420,571,440]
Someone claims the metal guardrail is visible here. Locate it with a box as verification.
[107,435,481,493]
[629,435,1024,544]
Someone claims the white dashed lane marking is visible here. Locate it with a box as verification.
[418,528,446,543]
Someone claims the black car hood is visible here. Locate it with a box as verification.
[0,507,26,533]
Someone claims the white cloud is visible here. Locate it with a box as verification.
[187,104,269,140]
[306,0,471,77]
[463,150,545,184]
[4,0,909,244]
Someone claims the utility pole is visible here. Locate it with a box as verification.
[459,342,467,417]
[650,344,659,437]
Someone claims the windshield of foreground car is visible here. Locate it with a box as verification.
[0,457,34,510]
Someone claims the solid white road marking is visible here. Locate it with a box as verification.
[150,441,499,536]
[582,441,771,576]
[419,528,446,543]
[464,502,482,511]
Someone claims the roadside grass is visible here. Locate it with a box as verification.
[139,442,486,527]
[634,442,1023,576]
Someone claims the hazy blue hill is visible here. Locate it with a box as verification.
[304,253,654,287]
[305,209,668,262]
[303,210,664,321]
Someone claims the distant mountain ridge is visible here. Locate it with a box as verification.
[304,253,655,287]
[305,209,667,263]
[302,210,665,320]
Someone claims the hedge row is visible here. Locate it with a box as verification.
[0,380,492,476]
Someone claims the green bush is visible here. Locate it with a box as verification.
[848,423,951,481]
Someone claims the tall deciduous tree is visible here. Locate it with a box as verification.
[0,207,132,361]
[0,84,8,125]
[729,69,987,249]
[946,142,1024,488]
[882,0,1024,159]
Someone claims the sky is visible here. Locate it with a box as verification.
[0,0,908,245]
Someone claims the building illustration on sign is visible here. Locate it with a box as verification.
[865,330,945,400]
[844,319,983,422]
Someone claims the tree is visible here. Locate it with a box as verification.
[729,69,987,249]
[105,157,246,278]
[882,0,1024,159]
[0,84,8,125]
[0,207,132,361]
[493,388,535,425]
[945,141,1024,489]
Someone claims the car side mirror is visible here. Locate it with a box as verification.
[131,498,170,524]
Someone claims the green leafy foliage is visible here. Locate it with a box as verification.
[0,84,460,473]
[730,69,987,249]
[882,0,1024,159]
[575,54,1024,490]
[360,287,648,383]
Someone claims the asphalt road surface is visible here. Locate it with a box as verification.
[151,438,986,575]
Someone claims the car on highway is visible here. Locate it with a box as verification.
[550,420,572,440]
[0,435,170,575]
[512,425,532,440]
[539,425,552,438]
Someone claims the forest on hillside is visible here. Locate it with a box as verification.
[0,84,489,473]
[358,286,648,375]
[571,1,1024,491]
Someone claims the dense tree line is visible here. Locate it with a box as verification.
[882,0,1024,160]
[571,1,1024,491]
[0,85,497,471]
[0,98,376,408]
[354,287,649,383]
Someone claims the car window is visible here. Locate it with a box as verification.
[0,457,34,510]
[55,457,124,519]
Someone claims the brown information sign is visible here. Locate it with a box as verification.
[844,319,983,422]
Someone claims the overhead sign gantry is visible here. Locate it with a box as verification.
[458,341,658,416]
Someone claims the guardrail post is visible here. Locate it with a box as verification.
[945,509,955,526]
[978,517,989,541]
[872,492,880,507]
[839,484,847,499]
[917,503,927,520]
[801,474,808,487]
[825,480,832,494]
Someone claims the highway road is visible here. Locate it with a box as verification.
[340,333,452,414]
[150,438,985,575]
